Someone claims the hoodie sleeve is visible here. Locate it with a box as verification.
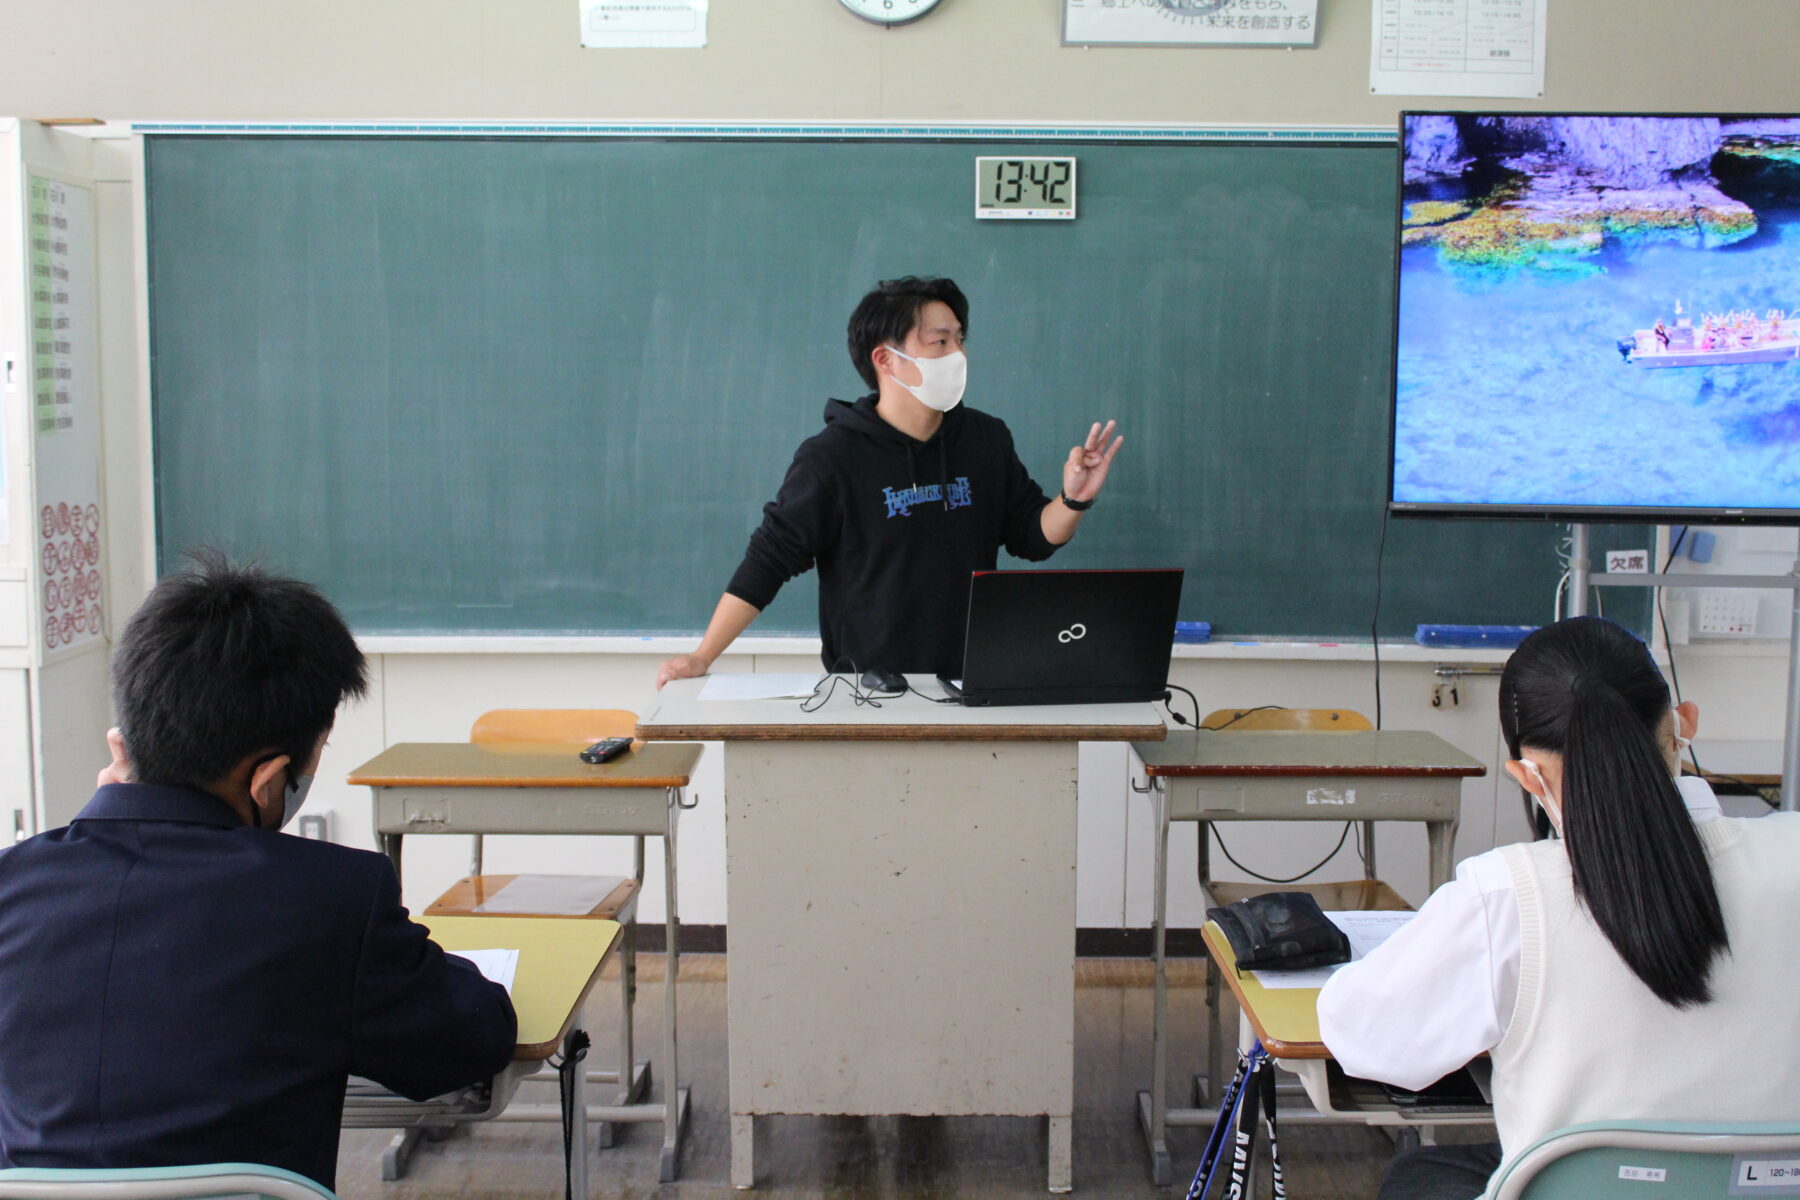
[725,443,838,610]
[999,425,1058,562]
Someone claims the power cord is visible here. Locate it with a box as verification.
[1210,821,1355,885]
[1200,704,1287,731]
[800,662,895,712]
[1656,527,1703,776]
[1371,500,1391,730]
[1162,684,1201,728]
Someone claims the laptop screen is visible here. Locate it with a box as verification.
[953,568,1184,705]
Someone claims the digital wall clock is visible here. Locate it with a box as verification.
[837,0,944,27]
[975,157,1077,221]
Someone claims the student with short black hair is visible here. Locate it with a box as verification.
[1318,615,1800,1200]
[657,275,1123,684]
[0,551,517,1189]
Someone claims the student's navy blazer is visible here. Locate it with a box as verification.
[0,783,517,1189]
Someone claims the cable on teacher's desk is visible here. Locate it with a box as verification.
[1162,684,1201,728]
[800,661,894,713]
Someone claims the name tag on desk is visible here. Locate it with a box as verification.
[1306,788,1356,807]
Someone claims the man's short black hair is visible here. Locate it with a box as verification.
[112,550,368,788]
[846,276,970,391]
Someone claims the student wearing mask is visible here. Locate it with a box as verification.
[657,275,1123,684]
[0,553,517,1189]
[1318,615,1800,1200]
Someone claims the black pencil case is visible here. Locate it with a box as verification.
[1207,891,1351,972]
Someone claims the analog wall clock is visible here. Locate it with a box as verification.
[838,0,944,26]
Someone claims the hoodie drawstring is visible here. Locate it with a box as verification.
[902,431,950,512]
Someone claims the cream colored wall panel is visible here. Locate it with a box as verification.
[305,661,389,866]
[29,642,111,829]
[4,1,1799,125]
[0,668,32,841]
[0,578,27,646]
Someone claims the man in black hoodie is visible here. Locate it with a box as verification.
[657,276,1123,684]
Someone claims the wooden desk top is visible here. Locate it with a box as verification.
[1202,920,1329,1060]
[423,914,620,1060]
[347,741,703,789]
[636,675,1167,742]
[1135,730,1486,778]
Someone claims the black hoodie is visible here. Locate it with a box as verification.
[726,395,1060,676]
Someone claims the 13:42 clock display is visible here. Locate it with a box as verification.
[975,157,1078,220]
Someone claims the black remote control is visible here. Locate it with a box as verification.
[579,737,633,764]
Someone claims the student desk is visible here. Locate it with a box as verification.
[342,914,621,1198]
[636,675,1167,1193]
[346,741,703,1180]
[1130,730,1486,1184]
[1199,920,1492,1127]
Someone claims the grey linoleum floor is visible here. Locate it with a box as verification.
[336,956,1483,1199]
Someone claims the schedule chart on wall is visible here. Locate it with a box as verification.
[1370,0,1546,98]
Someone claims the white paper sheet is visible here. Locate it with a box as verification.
[473,874,626,915]
[1064,0,1318,47]
[451,948,520,994]
[698,672,822,702]
[1369,0,1547,99]
[579,0,707,49]
[1251,910,1414,989]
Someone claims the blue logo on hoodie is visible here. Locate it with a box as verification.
[883,476,973,518]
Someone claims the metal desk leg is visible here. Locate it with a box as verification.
[1133,779,1173,1186]
[380,1128,425,1181]
[1048,1114,1073,1193]
[1198,817,1224,1107]
[570,1038,590,1200]
[1427,819,1458,893]
[659,788,692,1182]
[731,1114,755,1189]
[378,831,404,886]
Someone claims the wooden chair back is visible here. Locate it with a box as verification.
[1200,707,1373,732]
[469,708,638,747]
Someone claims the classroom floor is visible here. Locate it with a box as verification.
[335,956,1479,1199]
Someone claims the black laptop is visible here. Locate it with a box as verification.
[938,568,1184,706]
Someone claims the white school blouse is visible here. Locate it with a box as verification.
[1315,775,1722,1091]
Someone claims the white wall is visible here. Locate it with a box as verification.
[4,1,1799,126]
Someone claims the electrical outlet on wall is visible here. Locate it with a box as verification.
[296,812,331,841]
[1694,590,1759,636]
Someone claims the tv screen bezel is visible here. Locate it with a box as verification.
[1387,109,1800,526]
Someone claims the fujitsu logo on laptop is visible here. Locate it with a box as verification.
[1057,623,1087,644]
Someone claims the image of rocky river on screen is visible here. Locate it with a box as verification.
[1392,114,1800,513]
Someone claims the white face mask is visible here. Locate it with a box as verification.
[1519,758,1563,837]
[884,347,967,413]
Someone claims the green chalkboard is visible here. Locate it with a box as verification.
[145,136,1648,638]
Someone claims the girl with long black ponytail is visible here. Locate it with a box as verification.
[1499,615,1728,1008]
[1318,614,1800,1200]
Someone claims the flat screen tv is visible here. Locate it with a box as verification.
[1390,112,1800,523]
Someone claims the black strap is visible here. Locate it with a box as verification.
[555,1029,592,1200]
[1262,1048,1286,1199]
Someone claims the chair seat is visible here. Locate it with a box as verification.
[1205,877,1413,912]
[427,874,639,920]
